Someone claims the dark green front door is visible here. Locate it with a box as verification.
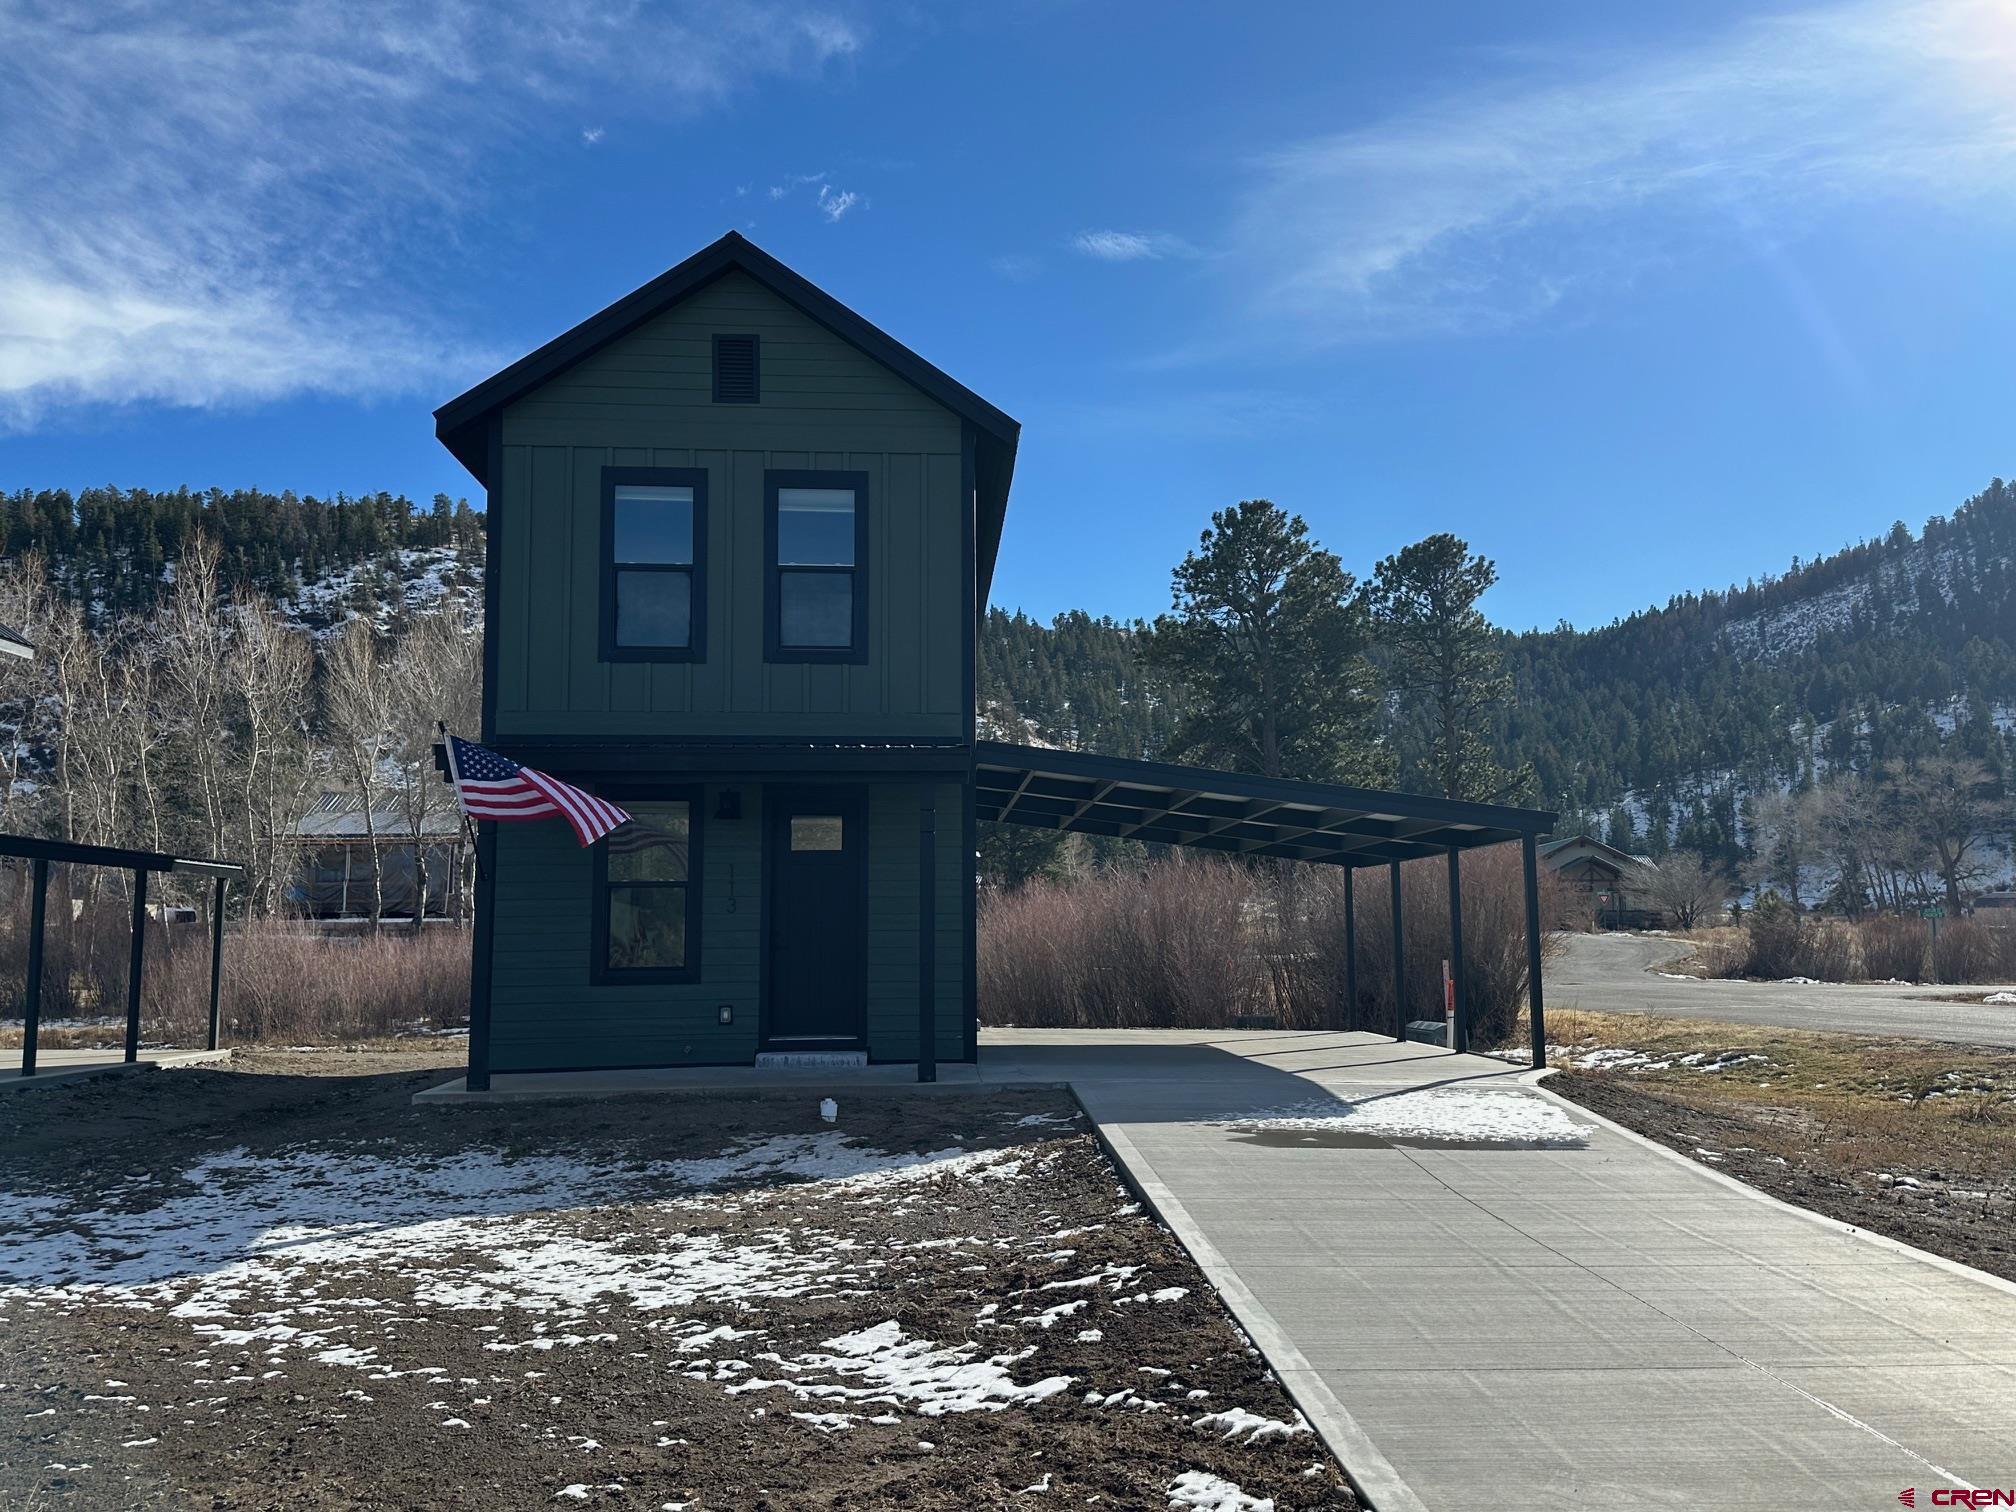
[765,787,865,1045]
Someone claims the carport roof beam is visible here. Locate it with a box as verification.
[973,741,1554,869]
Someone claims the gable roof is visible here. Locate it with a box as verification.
[1538,834,1655,870]
[434,230,1021,593]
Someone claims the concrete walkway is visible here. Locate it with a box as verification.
[976,1029,2016,1512]
[0,1047,228,1092]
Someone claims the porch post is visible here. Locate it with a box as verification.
[1389,860,1406,1042]
[1522,832,1548,1069]
[1447,846,1469,1054]
[918,801,937,1084]
[207,875,227,1053]
[125,868,148,1063]
[21,857,49,1076]
[466,820,497,1092]
[1341,866,1357,1032]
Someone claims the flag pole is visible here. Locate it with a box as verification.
[440,723,494,1093]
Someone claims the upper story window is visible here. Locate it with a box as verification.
[765,470,869,663]
[601,466,707,662]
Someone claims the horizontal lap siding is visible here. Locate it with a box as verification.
[487,784,763,1072]
[495,271,967,740]
[864,781,969,1063]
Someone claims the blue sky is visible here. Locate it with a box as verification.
[3,1,2014,632]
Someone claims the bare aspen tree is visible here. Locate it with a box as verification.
[386,610,480,931]
[229,596,315,916]
[157,540,235,865]
[323,624,397,926]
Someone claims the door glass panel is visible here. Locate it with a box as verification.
[615,569,691,647]
[613,485,694,564]
[607,885,687,969]
[790,815,844,851]
[777,488,855,565]
[777,571,851,647]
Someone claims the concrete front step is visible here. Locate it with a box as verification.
[752,1050,868,1069]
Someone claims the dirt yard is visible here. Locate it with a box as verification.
[1535,1008,2016,1280]
[0,1048,1353,1511]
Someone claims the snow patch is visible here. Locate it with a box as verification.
[1168,1470,1275,1511]
[1222,1089,1593,1148]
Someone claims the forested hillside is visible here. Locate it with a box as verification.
[4,476,2011,880]
[982,480,2016,864]
[1,485,482,626]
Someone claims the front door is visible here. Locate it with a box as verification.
[765,787,866,1045]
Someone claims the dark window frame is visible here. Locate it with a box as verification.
[590,785,704,986]
[600,466,709,664]
[711,333,760,403]
[764,469,870,665]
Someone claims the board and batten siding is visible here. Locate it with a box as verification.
[494,270,971,740]
[865,781,968,1064]
[485,780,969,1071]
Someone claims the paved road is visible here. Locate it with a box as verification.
[1549,931,2016,1048]
[979,1029,2016,1512]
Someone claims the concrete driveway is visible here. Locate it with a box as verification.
[979,1028,2016,1512]
[1551,931,2016,1048]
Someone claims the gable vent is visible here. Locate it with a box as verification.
[712,333,759,403]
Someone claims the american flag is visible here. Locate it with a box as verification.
[443,734,630,847]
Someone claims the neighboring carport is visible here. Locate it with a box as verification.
[973,740,1558,1063]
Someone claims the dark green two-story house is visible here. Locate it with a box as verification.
[435,232,1017,1083]
[435,232,1562,1090]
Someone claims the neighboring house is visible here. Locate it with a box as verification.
[1538,835,1664,929]
[433,231,1558,1084]
[0,624,33,660]
[289,792,464,919]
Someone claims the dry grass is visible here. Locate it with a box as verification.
[1530,1006,2016,1278]
[979,845,1561,1047]
[0,909,469,1048]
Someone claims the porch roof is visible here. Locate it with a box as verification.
[974,740,1555,868]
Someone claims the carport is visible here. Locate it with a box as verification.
[973,740,1558,1064]
[5,834,245,1078]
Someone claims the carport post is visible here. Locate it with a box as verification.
[1389,860,1406,1041]
[1522,832,1547,1069]
[124,867,148,1063]
[20,857,49,1076]
[1447,847,1469,1054]
[1341,866,1357,1031]
[206,876,227,1052]
[918,801,937,1084]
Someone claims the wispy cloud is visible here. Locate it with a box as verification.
[0,1,863,427]
[1234,0,2016,341]
[768,172,865,221]
[581,126,606,146]
[989,253,1043,283]
[1072,230,1195,262]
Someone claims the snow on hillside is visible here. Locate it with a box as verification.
[280,547,481,638]
[1717,540,1997,660]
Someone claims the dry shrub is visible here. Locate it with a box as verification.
[1701,907,2015,984]
[1930,920,2005,985]
[978,843,1557,1047]
[1859,916,1929,982]
[1,869,469,1045]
